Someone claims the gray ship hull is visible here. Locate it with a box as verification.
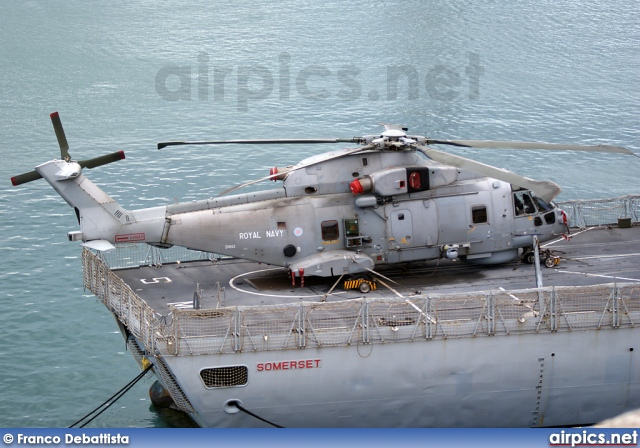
[160,328,640,427]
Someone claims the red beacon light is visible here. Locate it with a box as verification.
[268,166,292,182]
[350,179,364,195]
[349,177,372,195]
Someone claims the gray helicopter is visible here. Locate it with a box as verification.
[11,113,636,289]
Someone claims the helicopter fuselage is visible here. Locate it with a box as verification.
[48,148,566,279]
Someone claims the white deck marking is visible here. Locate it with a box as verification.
[167,301,194,309]
[562,271,640,282]
[571,253,640,261]
[499,287,520,301]
[140,276,172,284]
[542,227,594,247]
[229,268,349,299]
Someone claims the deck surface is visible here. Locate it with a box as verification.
[113,225,640,315]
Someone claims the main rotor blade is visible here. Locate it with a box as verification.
[416,145,561,203]
[158,138,362,150]
[50,112,70,160]
[427,139,636,156]
[217,144,375,197]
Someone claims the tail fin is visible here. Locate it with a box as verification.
[35,159,132,245]
[10,113,134,250]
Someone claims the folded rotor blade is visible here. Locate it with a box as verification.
[427,139,636,156]
[217,144,375,197]
[416,145,561,203]
[50,112,70,160]
[158,138,362,150]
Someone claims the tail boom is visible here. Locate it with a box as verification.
[35,159,166,246]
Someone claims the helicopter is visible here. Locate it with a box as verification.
[11,113,637,289]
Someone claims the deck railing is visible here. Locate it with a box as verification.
[557,194,640,229]
[83,248,640,357]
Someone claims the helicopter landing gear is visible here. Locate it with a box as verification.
[544,256,560,268]
[522,248,560,268]
[523,250,535,265]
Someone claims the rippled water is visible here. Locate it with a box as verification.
[0,0,638,427]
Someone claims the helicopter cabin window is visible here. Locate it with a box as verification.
[321,220,339,241]
[513,191,537,216]
[472,206,488,224]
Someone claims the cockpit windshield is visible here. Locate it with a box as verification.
[531,193,553,212]
[514,190,555,216]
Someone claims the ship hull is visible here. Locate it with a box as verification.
[154,327,640,427]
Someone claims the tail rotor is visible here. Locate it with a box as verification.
[10,112,126,186]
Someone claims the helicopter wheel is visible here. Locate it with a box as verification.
[524,250,535,264]
[544,257,556,268]
[359,281,371,294]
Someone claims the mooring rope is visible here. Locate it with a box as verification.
[233,402,284,428]
[69,364,153,428]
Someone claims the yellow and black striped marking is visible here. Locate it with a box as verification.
[343,278,377,292]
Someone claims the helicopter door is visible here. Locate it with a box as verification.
[389,209,413,248]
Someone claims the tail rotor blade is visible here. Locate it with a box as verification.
[11,170,42,186]
[50,112,70,160]
[78,150,126,169]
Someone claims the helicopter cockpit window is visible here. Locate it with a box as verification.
[514,191,537,216]
[321,220,339,241]
[472,206,488,224]
[532,194,552,212]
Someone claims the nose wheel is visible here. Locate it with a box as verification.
[523,248,560,268]
[544,255,560,268]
